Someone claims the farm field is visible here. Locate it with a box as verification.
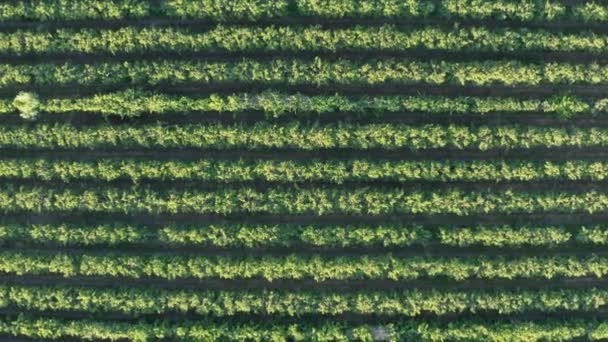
[4,0,608,341]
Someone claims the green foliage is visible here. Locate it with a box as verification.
[5,314,607,342]
[546,94,589,119]
[0,185,608,216]
[3,284,608,317]
[2,90,601,118]
[437,225,572,247]
[0,0,150,21]
[2,0,608,22]
[12,92,40,120]
[160,0,290,19]
[4,158,608,183]
[297,0,608,23]
[576,227,608,244]
[3,59,608,90]
[414,319,590,342]
[3,122,608,151]
[2,251,608,281]
[5,25,608,56]
[0,315,375,341]
[1,221,606,248]
[2,1,608,339]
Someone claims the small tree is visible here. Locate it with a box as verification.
[13,92,41,120]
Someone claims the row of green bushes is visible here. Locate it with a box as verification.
[5,59,608,89]
[2,122,608,150]
[4,185,608,215]
[2,314,607,342]
[2,0,607,22]
[2,158,608,183]
[3,90,599,118]
[5,222,606,247]
[5,25,608,55]
[2,251,608,280]
[5,284,608,317]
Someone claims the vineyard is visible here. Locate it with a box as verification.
[4,0,608,341]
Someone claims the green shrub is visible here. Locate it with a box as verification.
[547,94,588,119]
[12,92,40,120]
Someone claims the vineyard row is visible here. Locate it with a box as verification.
[2,90,599,118]
[1,0,607,23]
[3,158,608,183]
[0,314,604,342]
[6,25,608,55]
[4,59,608,89]
[2,284,608,317]
[3,123,608,150]
[2,251,608,281]
[2,222,607,248]
[5,185,608,215]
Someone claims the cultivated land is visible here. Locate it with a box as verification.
[3,0,608,341]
